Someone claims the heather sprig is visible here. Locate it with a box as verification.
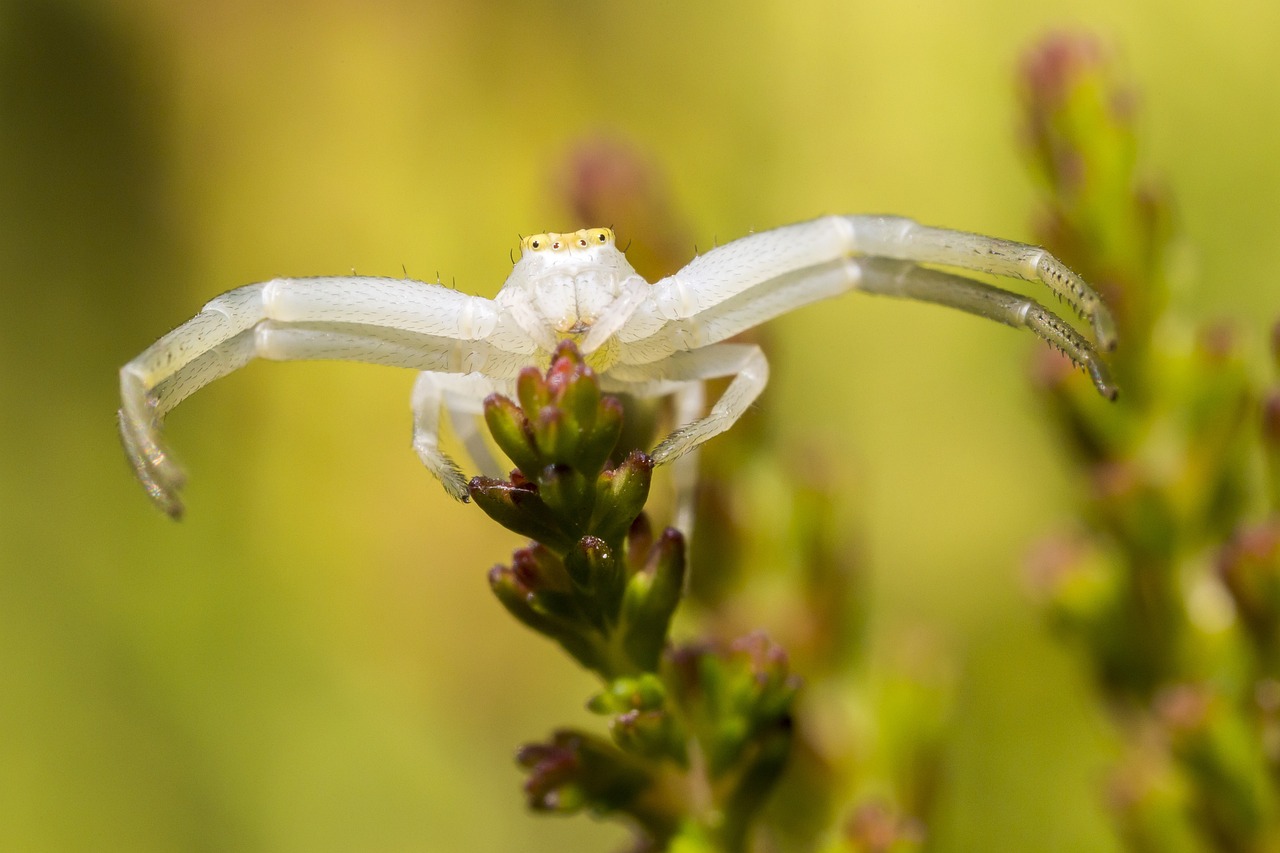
[1021,31,1280,850]
[472,342,799,851]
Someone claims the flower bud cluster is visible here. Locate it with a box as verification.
[519,635,800,849]
[471,342,799,848]
[476,342,684,678]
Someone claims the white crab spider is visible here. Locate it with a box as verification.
[119,216,1117,519]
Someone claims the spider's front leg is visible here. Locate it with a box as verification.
[835,215,1118,350]
[606,343,770,464]
[411,371,510,500]
[852,256,1117,398]
[669,382,706,535]
[602,346,765,535]
[642,215,1116,351]
[119,276,524,518]
[625,215,1117,399]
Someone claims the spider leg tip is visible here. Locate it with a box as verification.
[151,489,186,520]
[1089,366,1120,402]
[1093,313,1119,352]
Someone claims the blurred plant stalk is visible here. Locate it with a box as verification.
[1021,32,1280,850]
[472,342,800,852]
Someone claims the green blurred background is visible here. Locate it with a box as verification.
[2,0,1277,849]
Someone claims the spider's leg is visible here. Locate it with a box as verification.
[120,327,257,518]
[854,257,1118,398]
[642,220,859,329]
[640,216,1115,353]
[139,321,522,512]
[410,372,470,501]
[443,382,508,480]
[257,323,524,501]
[670,381,706,536]
[451,411,506,480]
[121,275,523,517]
[609,344,769,466]
[125,277,505,401]
[623,249,1116,398]
[619,257,857,363]
[119,285,265,517]
[836,215,1116,349]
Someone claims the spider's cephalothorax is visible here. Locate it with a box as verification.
[510,228,631,334]
[120,215,1118,519]
[499,228,644,368]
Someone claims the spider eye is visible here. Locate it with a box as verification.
[522,232,555,253]
[577,237,587,247]
[597,232,607,243]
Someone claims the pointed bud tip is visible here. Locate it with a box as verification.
[657,526,685,549]
[1019,32,1107,110]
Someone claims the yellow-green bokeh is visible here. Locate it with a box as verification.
[2,1,1277,849]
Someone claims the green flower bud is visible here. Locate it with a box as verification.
[516,364,552,418]
[557,352,602,435]
[610,709,685,762]
[488,564,558,637]
[1217,522,1280,660]
[621,528,686,671]
[576,397,625,476]
[516,729,665,833]
[587,674,668,715]
[469,477,575,554]
[563,535,615,600]
[1156,685,1275,841]
[511,543,572,594]
[623,513,655,576]
[537,463,594,531]
[662,634,799,779]
[482,393,540,478]
[531,405,568,461]
[591,451,654,543]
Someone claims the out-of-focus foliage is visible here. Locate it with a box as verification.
[1020,32,1280,851]
[2,1,1278,851]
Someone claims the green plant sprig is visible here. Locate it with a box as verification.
[471,341,799,852]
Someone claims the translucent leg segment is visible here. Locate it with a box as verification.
[643,215,1117,355]
[410,372,471,501]
[838,215,1117,350]
[608,344,771,465]
[670,381,706,536]
[855,256,1118,399]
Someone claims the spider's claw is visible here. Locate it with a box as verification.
[147,481,186,521]
[1093,307,1119,353]
[434,457,473,502]
[650,434,679,465]
[118,408,188,519]
[1084,353,1120,401]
